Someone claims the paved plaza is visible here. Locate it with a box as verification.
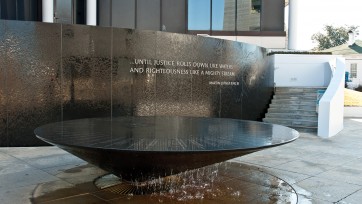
[0,118,362,203]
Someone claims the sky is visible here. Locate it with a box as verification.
[188,0,225,30]
[286,0,362,50]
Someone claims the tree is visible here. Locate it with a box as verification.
[311,25,359,51]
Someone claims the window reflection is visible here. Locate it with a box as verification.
[213,0,236,31]
[237,0,261,31]
[188,0,261,32]
[188,0,211,30]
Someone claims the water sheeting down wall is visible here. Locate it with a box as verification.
[0,20,273,146]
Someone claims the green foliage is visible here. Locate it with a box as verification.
[311,25,359,51]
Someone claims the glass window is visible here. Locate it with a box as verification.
[212,0,235,31]
[112,0,136,29]
[137,0,160,31]
[237,0,261,31]
[351,63,357,78]
[188,0,211,30]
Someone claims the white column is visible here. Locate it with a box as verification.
[42,0,54,23]
[288,0,300,50]
[86,0,97,26]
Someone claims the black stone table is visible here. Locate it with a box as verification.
[35,116,299,181]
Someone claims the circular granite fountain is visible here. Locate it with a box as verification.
[34,116,299,182]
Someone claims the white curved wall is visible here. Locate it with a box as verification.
[318,58,345,137]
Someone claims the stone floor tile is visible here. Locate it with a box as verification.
[42,162,88,176]
[0,184,36,204]
[24,153,85,169]
[0,168,59,190]
[317,167,362,186]
[299,152,359,166]
[262,167,312,185]
[0,146,67,159]
[53,164,107,181]
[295,177,361,202]
[0,160,34,175]
[32,180,78,203]
[338,189,362,204]
[342,158,362,170]
[237,154,294,167]
[275,160,337,176]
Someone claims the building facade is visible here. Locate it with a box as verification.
[0,0,286,48]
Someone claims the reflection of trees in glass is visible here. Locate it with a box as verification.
[251,0,261,13]
[236,0,261,31]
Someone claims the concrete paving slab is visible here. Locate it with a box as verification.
[0,160,33,175]
[298,152,359,166]
[338,189,362,204]
[0,147,67,159]
[32,180,77,203]
[42,162,88,176]
[275,160,337,176]
[24,154,85,169]
[342,157,362,171]
[294,177,362,202]
[0,168,59,190]
[317,167,362,186]
[262,167,312,185]
[0,184,36,204]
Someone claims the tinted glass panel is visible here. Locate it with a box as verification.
[55,0,73,24]
[162,0,186,33]
[137,0,160,30]
[112,0,135,29]
[237,0,260,31]
[98,0,111,27]
[188,0,210,30]
[212,0,235,31]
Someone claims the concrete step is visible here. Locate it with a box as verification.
[269,103,316,110]
[267,108,317,115]
[292,126,318,133]
[276,87,326,93]
[275,92,317,99]
[273,95,317,100]
[265,87,325,133]
[271,99,316,106]
[263,118,318,127]
[265,113,317,120]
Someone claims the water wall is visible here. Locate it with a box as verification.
[0,20,274,146]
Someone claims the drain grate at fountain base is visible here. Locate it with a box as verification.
[94,174,183,195]
[92,162,299,203]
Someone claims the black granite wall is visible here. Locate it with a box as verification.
[0,20,274,146]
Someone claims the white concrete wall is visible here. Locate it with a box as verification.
[318,58,345,138]
[209,36,286,49]
[273,54,339,87]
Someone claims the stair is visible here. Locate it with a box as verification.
[263,87,326,133]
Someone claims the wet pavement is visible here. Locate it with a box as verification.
[1,118,362,203]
